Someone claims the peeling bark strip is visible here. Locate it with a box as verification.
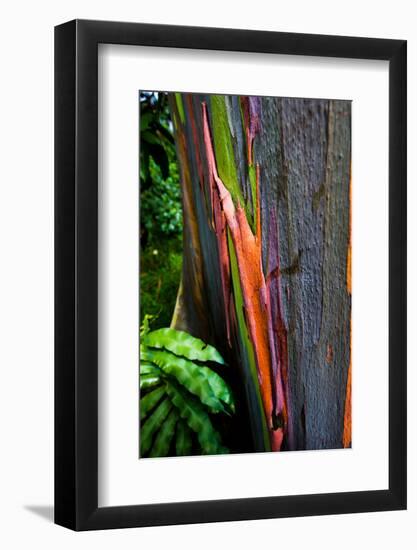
[169,92,351,452]
[202,103,283,450]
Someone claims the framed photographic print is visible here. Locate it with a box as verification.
[55,19,407,530]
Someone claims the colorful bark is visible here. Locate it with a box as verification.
[169,93,351,452]
[202,103,282,449]
[343,169,352,448]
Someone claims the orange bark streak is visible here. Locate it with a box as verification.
[347,167,352,295]
[343,359,352,448]
[202,103,280,448]
[211,172,232,346]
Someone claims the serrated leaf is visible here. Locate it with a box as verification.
[141,348,225,414]
[175,420,193,456]
[144,328,225,365]
[140,398,172,456]
[149,408,178,458]
[140,385,166,420]
[165,382,228,455]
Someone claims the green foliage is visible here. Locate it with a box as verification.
[141,347,227,414]
[141,157,182,241]
[140,236,182,329]
[140,92,183,330]
[199,367,235,414]
[140,314,155,337]
[140,91,175,190]
[139,325,234,458]
[165,381,228,455]
[175,420,192,456]
[139,374,161,391]
[140,91,182,243]
[143,327,225,365]
[140,385,166,420]
[149,408,179,458]
[140,398,173,456]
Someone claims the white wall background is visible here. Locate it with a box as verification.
[0,0,415,548]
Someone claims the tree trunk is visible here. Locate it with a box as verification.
[169,92,351,453]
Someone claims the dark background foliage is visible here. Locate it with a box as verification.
[140,92,183,329]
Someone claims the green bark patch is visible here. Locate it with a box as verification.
[210,95,257,232]
[210,95,244,207]
[174,93,185,124]
[248,164,257,233]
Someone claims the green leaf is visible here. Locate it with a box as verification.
[175,420,193,456]
[149,408,178,458]
[144,328,225,365]
[141,347,225,414]
[200,367,235,413]
[140,145,150,185]
[148,143,169,179]
[140,398,172,456]
[142,130,160,145]
[165,382,228,455]
[140,111,154,131]
[140,323,235,457]
[140,374,161,391]
[140,385,166,420]
[140,362,162,376]
[140,314,154,337]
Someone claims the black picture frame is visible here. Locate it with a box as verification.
[55,19,407,531]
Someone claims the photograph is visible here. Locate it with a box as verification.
[0,0,410,543]
[139,91,352,458]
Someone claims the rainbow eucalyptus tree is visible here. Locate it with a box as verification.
[168,92,351,453]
